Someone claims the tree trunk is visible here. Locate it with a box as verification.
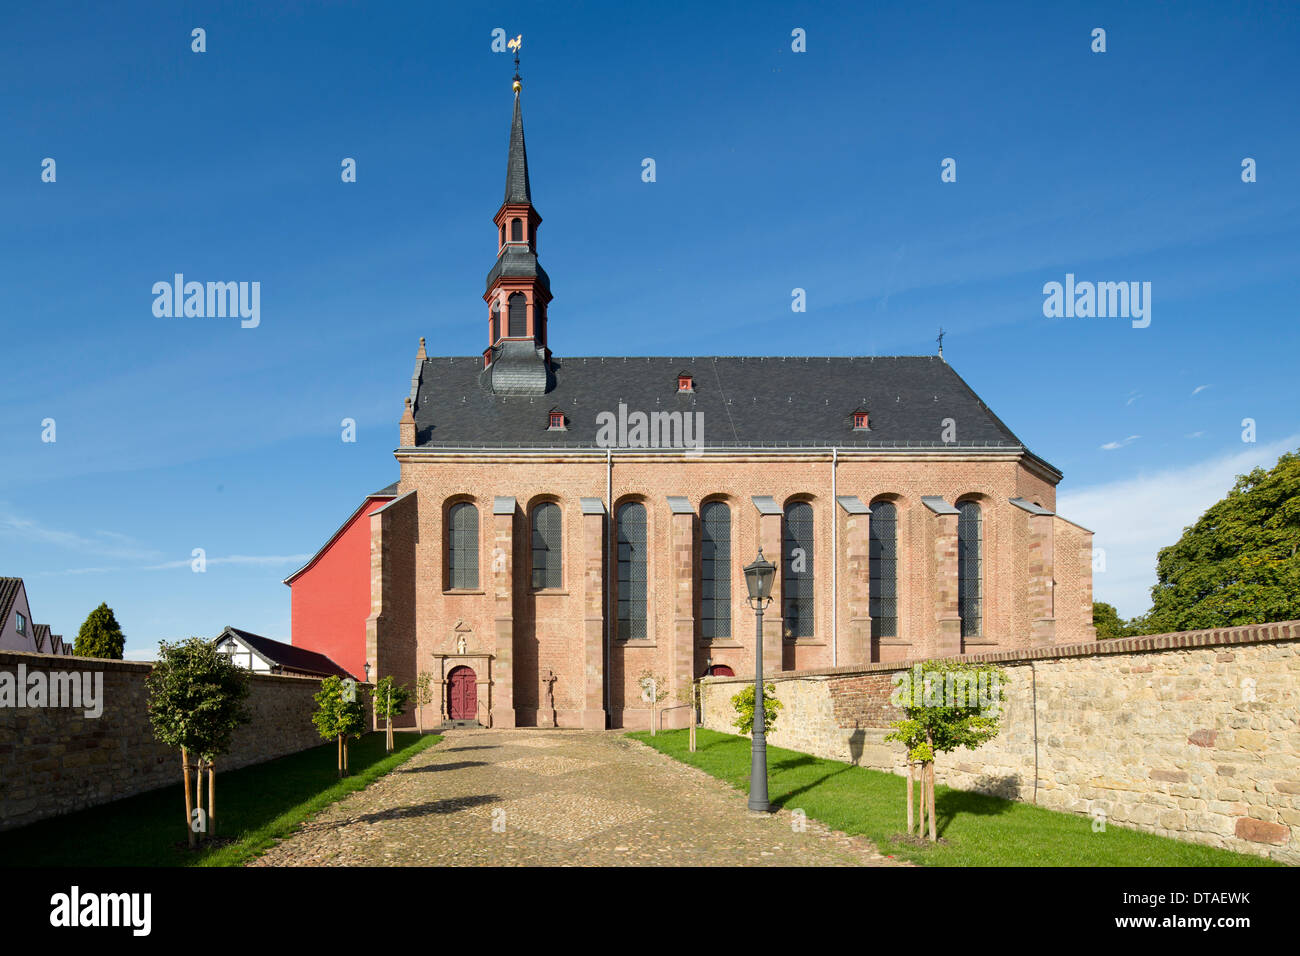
[906,762,915,835]
[927,761,937,842]
[416,704,423,736]
[182,749,196,849]
[194,759,206,842]
[344,737,350,774]
[918,763,927,838]
[208,764,216,837]
[387,715,393,753]
[337,735,343,778]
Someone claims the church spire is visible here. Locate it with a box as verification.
[481,35,553,392]
[505,36,530,204]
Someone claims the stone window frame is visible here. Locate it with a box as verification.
[781,495,817,642]
[955,494,986,640]
[614,496,652,643]
[528,497,564,592]
[444,496,482,592]
[699,496,733,641]
[869,494,903,641]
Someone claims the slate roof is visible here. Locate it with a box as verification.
[484,245,550,298]
[216,626,355,679]
[504,94,531,204]
[32,623,50,652]
[0,577,21,628]
[408,355,1057,475]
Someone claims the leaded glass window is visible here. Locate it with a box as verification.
[448,502,479,590]
[782,501,815,638]
[957,500,983,637]
[700,501,731,639]
[869,500,898,639]
[617,502,647,640]
[531,502,562,589]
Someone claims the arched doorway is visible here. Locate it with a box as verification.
[708,664,735,677]
[448,666,478,721]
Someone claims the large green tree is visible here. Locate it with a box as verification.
[1144,449,1300,633]
[1093,601,1141,640]
[73,602,126,659]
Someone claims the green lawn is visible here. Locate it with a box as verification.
[630,728,1280,867]
[0,731,441,867]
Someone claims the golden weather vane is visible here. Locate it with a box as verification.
[509,34,523,92]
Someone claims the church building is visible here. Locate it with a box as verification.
[286,68,1096,732]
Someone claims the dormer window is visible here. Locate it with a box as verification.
[547,410,566,430]
[852,409,869,430]
[677,373,694,393]
[16,612,26,635]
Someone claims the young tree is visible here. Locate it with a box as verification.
[373,675,410,752]
[313,676,367,776]
[74,602,126,659]
[637,670,669,735]
[145,637,251,847]
[730,682,782,736]
[885,660,1007,842]
[413,671,435,734]
[1143,449,1300,633]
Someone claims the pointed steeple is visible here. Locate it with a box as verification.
[481,37,553,393]
[505,94,531,205]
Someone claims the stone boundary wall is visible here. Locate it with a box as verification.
[700,621,1300,864]
[0,650,349,832]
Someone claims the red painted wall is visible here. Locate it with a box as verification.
[288,497,391,680]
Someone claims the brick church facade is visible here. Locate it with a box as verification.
[288,72,1096,732]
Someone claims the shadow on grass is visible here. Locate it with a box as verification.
[0,731,438,867]
[932,784,1015,837]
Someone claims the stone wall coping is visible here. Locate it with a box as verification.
[699,620,1300,684]
[0,649,373,687]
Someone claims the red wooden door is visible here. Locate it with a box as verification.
[448,667,477,721]
[709,665,735,677]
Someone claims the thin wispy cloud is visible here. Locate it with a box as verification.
[1125,391,1142,407]
[0,511,162,562]
[1060,434,1300,618]
[1186,430,1206,438]
[141,554,310,571]
[1191,384,1212,396]
[1100,435,1141,451]
[38,554,310,575]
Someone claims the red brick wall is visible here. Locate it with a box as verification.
[382,448,1087,729]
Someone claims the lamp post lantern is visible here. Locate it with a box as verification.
[743,547,777,813]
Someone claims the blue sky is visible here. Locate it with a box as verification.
[2,0,1297,655]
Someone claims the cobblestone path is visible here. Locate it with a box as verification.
[249,729,908,866]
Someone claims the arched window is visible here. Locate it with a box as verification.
[531,502,562,589]
[782,500,815,638]
[499,223,505,247]
[511,218,523,241]
[448,502,479,590]
[701,501,731,639]
[617,502,647,640]
[957,500,983,637]
[490,307,500,344]
[869,500,898,639]
[508,292,527,337]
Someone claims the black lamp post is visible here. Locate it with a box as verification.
[743,547,777,813]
